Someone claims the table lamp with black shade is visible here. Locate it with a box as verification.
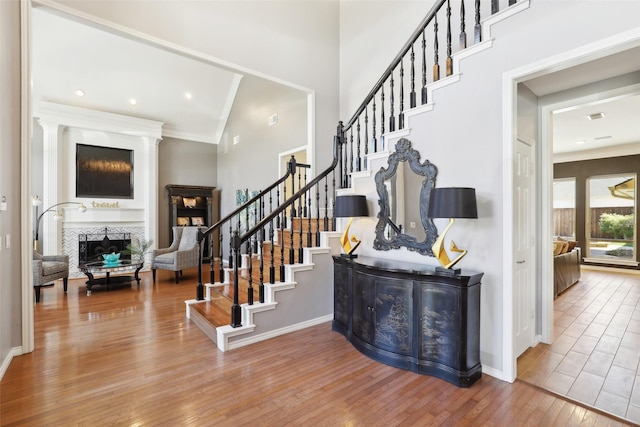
[428,187,478,274]
[334,195,369,258]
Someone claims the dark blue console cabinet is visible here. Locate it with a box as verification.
[332,256,483,388]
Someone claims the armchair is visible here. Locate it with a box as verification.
[151,226,202,284]
[33,251,69,303]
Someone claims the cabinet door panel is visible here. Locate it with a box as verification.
[352,273,373,343]
[374,278,413,355]
[417,282,460,367]
[334,263,350,329]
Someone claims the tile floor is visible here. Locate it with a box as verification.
[518,266,640,424]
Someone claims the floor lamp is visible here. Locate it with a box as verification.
[33,195,87,251]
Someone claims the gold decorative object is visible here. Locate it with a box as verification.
[428,187,478,272]
[335,195,369,258]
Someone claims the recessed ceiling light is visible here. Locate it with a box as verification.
[575,140,586,145]
[129,98,138,106]
[75,89,85,97]
[185,92,192,100]
[587,112,605,120]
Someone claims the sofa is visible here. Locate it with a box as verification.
[554,242,581,297]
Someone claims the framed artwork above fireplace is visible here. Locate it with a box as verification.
[76,144,134,199]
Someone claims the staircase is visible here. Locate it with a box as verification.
[186,0,530,352]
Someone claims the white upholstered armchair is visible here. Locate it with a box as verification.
[151,226,202,284]
[33,251,69,303]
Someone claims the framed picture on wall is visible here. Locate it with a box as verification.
[191,217,205,226]
[177,217,190,226]
[183,197,197,208]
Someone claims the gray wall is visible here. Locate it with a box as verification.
[217,75,308,216]
[0,0,22,369]
[157,137,217,248]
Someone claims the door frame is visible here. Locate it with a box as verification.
[503,27,640,382]
[20,0,317,355]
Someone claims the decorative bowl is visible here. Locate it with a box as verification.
[102,252,121,264]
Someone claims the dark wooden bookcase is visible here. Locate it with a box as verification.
[166,184,218,261]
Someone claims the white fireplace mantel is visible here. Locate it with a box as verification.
[34,101,163,258]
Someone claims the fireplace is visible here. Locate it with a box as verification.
[78,229,132,264]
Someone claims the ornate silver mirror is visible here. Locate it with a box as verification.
[373,138,438,255]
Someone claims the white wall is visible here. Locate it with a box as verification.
[339,1,435,119]
[340,0,640,377]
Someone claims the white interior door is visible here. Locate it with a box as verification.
[514,138,536,357]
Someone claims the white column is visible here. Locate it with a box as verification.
[143,136,161,263]
[37,120,65,255]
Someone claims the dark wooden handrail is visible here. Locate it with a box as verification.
[237,139,339,246]
[345,0,446,129]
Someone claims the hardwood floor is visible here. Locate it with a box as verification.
[0,269,631,426]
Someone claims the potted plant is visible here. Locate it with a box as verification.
[122,238,154,263]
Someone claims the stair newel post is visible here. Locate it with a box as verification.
[219,231,224,285]
[280,208,286,282]
[196,229,205,301]
[446,0,453,77]
[281,181,287,229]
[289,155,297,220]
[389,73,395,132]
[372,95,377,153]
[380,84,385,151]
[230,231,242,328]
[474,0,481,44]
[315,183,321,244]
[307,187,313,248]
[298,199,304,262]
[421,29,428,104]
[269,218,275,284]
[460,0,467,49]
[258,199,265,296]
[324,174,330,232]
[355,119,361,173]
[209,234,215,286]
[433,14,440,81]
[364,107,369,170]
[244,190,250,255]
[399,58,405,129]
[410,45,416,109]
[336,124,344,189]
[247,235,254,306]
[289,204,295,265]
[228,220,234,269]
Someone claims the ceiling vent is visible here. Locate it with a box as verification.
[587,112,605,120]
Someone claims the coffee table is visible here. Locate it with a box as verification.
[78,260,144,295]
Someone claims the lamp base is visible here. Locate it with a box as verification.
[340,253,358,259]
[435,266,461,275]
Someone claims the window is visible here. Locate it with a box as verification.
[553,178,576,239]
[586,174,636,263]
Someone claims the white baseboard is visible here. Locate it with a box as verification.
[226,315,333,351]
[0,346,23,381]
